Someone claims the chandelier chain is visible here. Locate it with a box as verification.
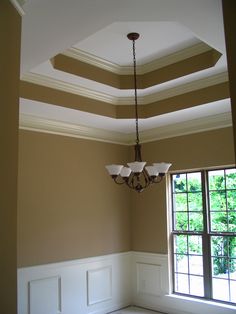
[131,38,140,145]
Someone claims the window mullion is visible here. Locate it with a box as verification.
[202,170,212,299]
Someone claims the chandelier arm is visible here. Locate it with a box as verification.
[113,176,127,185]
[142,168,151,187]
[152,175,164,184]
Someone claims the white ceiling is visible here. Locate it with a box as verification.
[19,0,231,138]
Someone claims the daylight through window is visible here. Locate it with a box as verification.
[171,167,236,304]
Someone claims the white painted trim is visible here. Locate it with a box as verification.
[18,252,131,314]
[19,112,232,145]
[21,72,117,105]
[18,252,236,314]
[21,71,229,106]
[19,114,131,145]
[10,0,26,16]
[63,42,213,75]
[139,72,229,105]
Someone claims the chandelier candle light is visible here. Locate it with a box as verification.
[105,33,172,192]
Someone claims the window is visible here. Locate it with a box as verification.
[171,167,236,304]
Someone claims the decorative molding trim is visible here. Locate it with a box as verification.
[139,72,229,105]
[139,112,232,143]
[18,252,131,314]
[87,266,112,306]
[63,42,213,75]
[21,72,117,105]
[19,112,232,145]
[28,276,62,314]
[10,0,26,16]
[21,71,229,106]
[19,114,131,145]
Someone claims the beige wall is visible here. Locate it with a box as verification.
[0,1,21,313]
[131,127,235,254]
[18,127,235,267]
[18,130,131,267]
[223,0,236,159]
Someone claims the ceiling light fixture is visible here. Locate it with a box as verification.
[105,33,172,192]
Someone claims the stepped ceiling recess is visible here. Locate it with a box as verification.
[18,0,232,144]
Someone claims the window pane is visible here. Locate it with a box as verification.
[227,190,236,211]
[209,191,226,211]
[230,280,236,303]
[187,172,202,192]
[210,212,228,232]
[190,275,204,296]
[189,255,203,275]
[226,168,236,189]
[209,169,225,190]
[212,257,229,276]
[173,174,187,192]
[175,273,189,294]
[211,236,226,257]
[211,236,236,258]
[189,212,203,231]
[188,235,202,255]
[188,192,203,211]
[175,254,188,274]
[229,259,236,278]
[174,193,187,211]
[174,234,187,254]
[228,212,236,232]
[212,278,229,301]
[174,212,188,231]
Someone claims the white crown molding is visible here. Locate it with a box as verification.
[21,72,117,104]
[21,71,229,106]
[10,0,26,16]
[19,112,232,145]
[19,114,131,145]
[63,42,213,75]
[138,71,229,105]
[139,112,232,143]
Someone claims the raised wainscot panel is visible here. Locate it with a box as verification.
[87,266,112,306]
[136,262,163,297]
[29,276,61,314]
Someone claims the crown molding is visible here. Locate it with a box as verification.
[10,0,26,16]
[139,71,229,105]
[19,112,232,145]
[139,112,232,143]
[63,42,213,75]
[19,114,130,145]
[22,71,229,106]
[21,72,117,104]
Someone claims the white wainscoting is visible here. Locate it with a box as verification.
[18,251,236,314]
[18,252,131,314]
[131,252,236,314]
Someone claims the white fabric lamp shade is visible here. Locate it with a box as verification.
[145,165,159,177]
[105,164,123,176]
[127,161,146,173]
[153,162,172,173]
[120,167,132,177]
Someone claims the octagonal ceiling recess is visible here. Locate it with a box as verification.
[19,1,231,144]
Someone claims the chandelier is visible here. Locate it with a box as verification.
[105,33,172,193]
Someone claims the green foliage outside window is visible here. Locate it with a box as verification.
[173,170,236,275]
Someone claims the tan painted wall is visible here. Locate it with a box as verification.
[131,127,235,254]
[18,127,235,267]
[0,1,21,312]
[18,130,131,267]
[223,0,236,159]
